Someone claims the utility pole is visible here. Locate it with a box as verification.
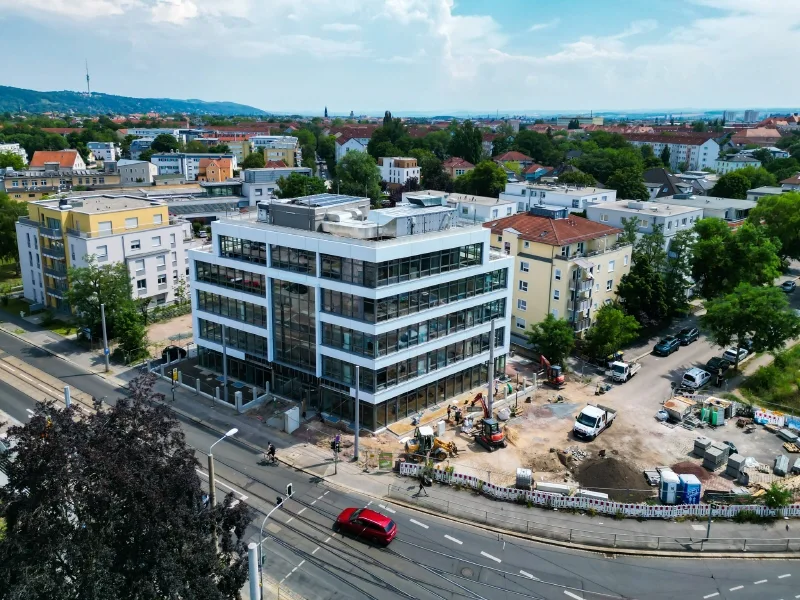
[100,303,110,372]
[259,483,293,599]
[221,323,229,405]
[247,543,259,600]
[353,365,360,462]
[63,385,71,408]
[487,319,496,417]
[706,503,714,539]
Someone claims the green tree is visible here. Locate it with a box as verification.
[691,120,708,132]
[419,130,450,159]
[0,376,252,599]
[606,167,649,200]
[632,223,667,268]
[275,172,327,198]
[453,160,507,197]
[513,129,560,165]
[503,161,522,176]
[616,261,669,328]
[206,144,230,154]
[240,151,265,169]
[734,165,778,189]
[764,157,800,182]
[448,120,483,165]
[640,144,663,169]
[149,133,180,153]
[702,283,800,369]
[526,313,575,366]
[65,258,134,340]
[0,192,29,273]
[557,170,596,186]
[491,135,513,157]
[618,216,639,246]
[710,170,750,199]
[115,304,148,362]
[664,229,694,315]
[748,192,800,260]
[659,145,671,167]
[0,151,24,170]
[367,118,411,159]
[138,149,154,162]
[584,304,641,360]
[335,151,382,202]
[409,149,453,191]
[568,118,581,130]
[763,483,793,511]
[317,135,337,175]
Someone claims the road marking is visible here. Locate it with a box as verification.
[297,508,306,515]
[317,495,324,500]
[691,524,706,531]
[323,491,329,496]
[729,586,743,591]
[563,592,584,600]
[366,501,373,507]
[324,536,331,543]
[286,517,293,524]
[779,574,791,578]
[754,579,767,585]
[26,408,35,415]
[519,570,539,581]
[297,560,305,568]
[311,500,317,505]
[444,535,462,544]
[193,469,247,500]
[481,551,501,563]
[410,518,429,529]
[703,594,719,599]
[0,364,16,372]
[312,546,320,555]
[378,504,397,514]
[19,373,33,382]
[36,383,59,394]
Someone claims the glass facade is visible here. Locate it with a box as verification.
[270,245,316,275]
[196,290,267,327]
[320,243,483,288]
[198,347,270,400]
[323,327,504,394]
[271,278,316,372]
[198,319,268,357]
[219,235,268,265]
[322,299,505,358]
[195,261,266,296]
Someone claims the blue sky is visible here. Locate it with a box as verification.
[0,0,795,115]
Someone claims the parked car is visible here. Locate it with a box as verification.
[722,347,749,363]
[681,368,711,390]
[781,280,796,293]
[677,327,700,345]
[198,230,208,239]
[653,335,681,356]
[705,356,731,375]
[723,441,739,455]
[334,508,397,545]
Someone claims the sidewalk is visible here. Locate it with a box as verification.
[1,308,797,555]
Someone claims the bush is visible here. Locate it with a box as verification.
[40,310,56,327]
[1,295,8,307]
[733,510,774,524]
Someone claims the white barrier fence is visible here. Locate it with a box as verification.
[400,462,800,519]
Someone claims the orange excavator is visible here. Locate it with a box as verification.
[541,355,566,389]
[471,392,507,452]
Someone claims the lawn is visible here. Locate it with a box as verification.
[740,344,800,411]
[1,296,32,318]
[0,260,21,294]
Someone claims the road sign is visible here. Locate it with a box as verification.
[104,347,110,356]
[172,369,178,381]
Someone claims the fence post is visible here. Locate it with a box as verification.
[743,538,747,552]
[656,536,660,550]
[178,371,183,385]
[195,378,200,395]
[613,534,617,548]
[787,538,791,551]
[569,529,572,543]
[700,539,704,551]
[215,386,220,400]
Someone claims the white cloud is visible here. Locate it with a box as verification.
[0,0,139,18]
[150,0,198,24]
[528,18,560,32]
[322,22,360,32]
[242,35,366,58]
[377,49,427,64]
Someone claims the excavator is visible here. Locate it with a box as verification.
[404,426,459,462]
[541,354,566,389]
[471,393,507,452]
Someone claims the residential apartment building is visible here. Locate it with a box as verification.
[484,212,630,340]
[378,157,420,185]
[623,134,720,171]
[241,166,313,204]
[781,173,800,191]
[130,138,154,160]
[125,127,184,141]
[28,150,86,172]
[150,152,238,181]
[714,154,761,175]
[0,142,28,164]
[744,110,760,124]
[586,200,703,250]
[442,157,474,179]
[493,151,535,169]
[117,159,158,185]
[16,195,195,312]
[188,193,513,430]
[500,182,617,214]
[86,141,118,162]
[250,136,300,167]
[2,167,122,201]
[335,134,370,162]
[197,158,234,183]
[555,116,604,127]
[731,128,783,147]
[652,195,756,225]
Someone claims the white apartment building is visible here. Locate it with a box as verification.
[189,193,513,429]
[16,195,197,312]
[335,135,370,162]
[401,190,517,224]
[378,157,420,185]
[86,141,118,162]
[249,136,301,167]
[117,159,158,185]
[0,142,28,164]
[623,134,720,171]
[501,182,617,214]
[714,154,761,175]
[150,152,238,181]
[586,200,703,250]
[744,110,760,124]
[242,166,313,205]
[125,127,183,140]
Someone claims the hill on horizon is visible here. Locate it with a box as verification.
[0,85,267,116]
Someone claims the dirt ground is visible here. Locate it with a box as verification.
[146,313,193,350]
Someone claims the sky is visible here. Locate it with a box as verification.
[0,0,798,115]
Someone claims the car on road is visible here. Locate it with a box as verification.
[681,367,711,390]
[198,230,208,239]
[705,356,732,375]
[334,508,397,545]
[677,327,700,345]
[722,347,749,364]
[781,280,796,293]
[723,441,739,455]
[653,335,681,356]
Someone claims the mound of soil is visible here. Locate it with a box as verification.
[671,461,713,483]
[575,457,654,502]
[527,451,563,473]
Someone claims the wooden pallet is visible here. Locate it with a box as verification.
[765,424,782,434]
[783,442,800,453]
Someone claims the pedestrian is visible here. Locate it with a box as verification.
[417,477,429,497]
[447,405,452,422]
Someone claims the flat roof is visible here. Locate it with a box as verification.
[586,200,700,215]
[39,196,163,213]
[291,193,365,207]
[655,195,757,210]
[748,186,784,193]
[446,193,516,206]
[508,182,610,195]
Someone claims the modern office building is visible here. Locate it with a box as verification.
[189,193,513,430]
[501,181,617,214]
[378,157,420,186]
[16,195,195,312]
[241,166,313,204]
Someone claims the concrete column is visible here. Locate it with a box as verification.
[63,385,71,409]
[247,543,259,600]
[195,379,200,395]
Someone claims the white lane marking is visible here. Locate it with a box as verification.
[317,495,324,500]
[379,504,397,514]
[37,383,59,394]
[324,536,331,543]
[311,500,317,505]
[1,364,16,372]
[291,567,297,573]
[366,501,373,507]
[312,546,320,555]
[519,570,540,581]
[778,574,791,579]
[703,594,719,599]
[444,535,462,545]
[481,551,501,563]
[26,408,35,415]
[754,579,767,585]
[286,517,293,523]
[729,586,743,591]
[323,491,329,495]
[193,469,247,500]
[409,518,429,529]
[563,592,584,600]
[297,508,306,515]
[297,560,305,568]
[19,373,33,382]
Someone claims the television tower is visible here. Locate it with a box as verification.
[85,59,91,96]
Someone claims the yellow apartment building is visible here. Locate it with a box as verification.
[3,169,123,201]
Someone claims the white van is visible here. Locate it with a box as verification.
[681,368,711,390]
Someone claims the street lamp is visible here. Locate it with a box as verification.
[208,428,238,508]
[258,483,293,599]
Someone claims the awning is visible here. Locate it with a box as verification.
[572,257,594,271]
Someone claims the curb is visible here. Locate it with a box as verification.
[4,324,799,559]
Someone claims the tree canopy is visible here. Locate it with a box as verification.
[606,167,650,201]
[276,172,327,199]
[149,133,180,153]
[526,313,575,367]
[0,192,29,272]
[0,376,253,599]
[409,149,453,192]
[240,151,265,169]
[584,304,640,360]
[453,160,507,198]
[711,167,777,198]
[335,151,382,202]
[557,170,596,186]
[0,150,25,170]
[747,191,800,260]
[448,120,483,165]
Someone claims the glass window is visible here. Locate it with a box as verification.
[608,260,615,272]
[153,214,163,224]
[96,245,107,258]
[131,239,140,250]
[134,259,144,273]
[272,278,316,371]
[125,217,138,229]
[606,279,613,291]
[152,236,161,247]
[520,261,529,273]
[553,289,560,300]
[517,299,526,311]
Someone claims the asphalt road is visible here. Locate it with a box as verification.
[0,329,798,600]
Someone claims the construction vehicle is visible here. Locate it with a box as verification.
[541,355,565,389]
[404,426,458,461]
[474,418,507,452]
[573,404,617,441]
[605,360,641,383]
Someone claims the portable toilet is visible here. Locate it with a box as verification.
[660,469,680,504]
[678,474,702,505]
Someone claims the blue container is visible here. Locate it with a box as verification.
[678,474,702,505]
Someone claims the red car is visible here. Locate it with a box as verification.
[334,508,397,545]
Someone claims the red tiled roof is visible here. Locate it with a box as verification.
[483,213,621,246]
[780,173,800,185]
[199,158,232,169]
[29,150,82,168]
[442,157,474,169]
[493,151,533,162]
[732,127,782,140]
[522,163,553,174]
[482,132,499,142]
[622,132,718,145]
[264,160,288,168]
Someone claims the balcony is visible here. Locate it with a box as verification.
[65,218,187,239]
[567,300,591,312]
[137,288,148,296]
[568,280,593,292]
[573,318,591,333]
[42,245,66,259]
[45,286,67,299]
[554,242,632,261]
[44,266,68,279]
[158,283,168,290]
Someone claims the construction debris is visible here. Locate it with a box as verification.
[783,442,800,454]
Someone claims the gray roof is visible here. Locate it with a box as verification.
[117,159,150,167]
[654,195,757,211]
[748,186,784,194]
[154,173,185,180]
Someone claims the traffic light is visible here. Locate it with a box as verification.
[330,440,335,451]
[286,483,293,497]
